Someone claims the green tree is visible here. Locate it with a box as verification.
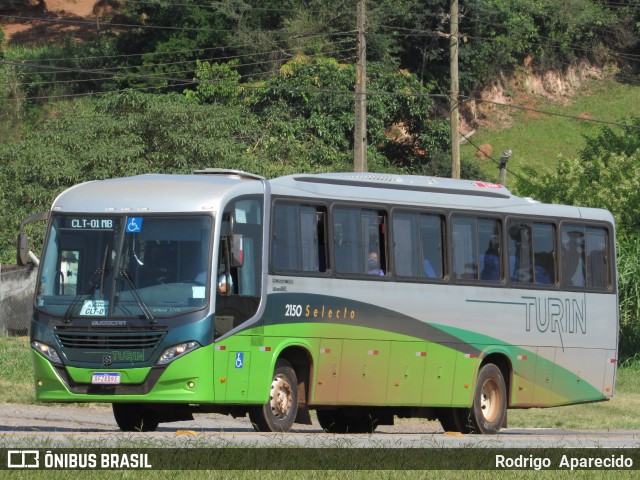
[184,59,243,106]
[245,56,448,172]
[2,84,411,263]
[186,55,480,176]
[515,118,640,235]
[0,92,255,263]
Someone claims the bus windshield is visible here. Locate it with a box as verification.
[36,215,213,318]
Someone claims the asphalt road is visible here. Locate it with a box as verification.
[1,403,639,448]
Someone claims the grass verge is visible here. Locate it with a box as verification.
[460,78,640,185]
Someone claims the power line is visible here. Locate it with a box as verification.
[0,34,355,84]
[5,36,355,74]
[458,130,539,191]
[5,55,639,132]
[6,30,357,64]
[0,43,358,89]
[6,51,361,92]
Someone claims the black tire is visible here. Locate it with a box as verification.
[469,363,507,434]
[112,403,160,432]
[316,409,378,434]
[249,359,298,432]
[437,407,471,433]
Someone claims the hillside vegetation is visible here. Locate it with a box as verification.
[1,1,640,355]
[461,78,640,181]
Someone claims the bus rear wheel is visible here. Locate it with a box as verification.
[250,359,298,432]
[469,363,507,434]
[316,409,378,434]
[112,403,160,432]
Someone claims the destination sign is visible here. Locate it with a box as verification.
[64,218,117,230]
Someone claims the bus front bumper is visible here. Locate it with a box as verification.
[32,343,215,403]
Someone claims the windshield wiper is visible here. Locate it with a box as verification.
[119,268,155,323]
[62,268,102,323]
[63,244,110,323]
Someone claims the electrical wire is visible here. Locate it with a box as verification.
[7,30,357,64]
[0,44,358,89]
[458,129,542,191]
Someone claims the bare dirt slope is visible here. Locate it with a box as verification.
[1,0,116,45]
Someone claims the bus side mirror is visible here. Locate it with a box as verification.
[217,274,234,296]
[231,234,243,268]
[17,211,48,266]
[17,232,29,266]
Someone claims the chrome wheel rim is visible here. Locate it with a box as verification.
[270,374,292,419]
[480,378,501,423]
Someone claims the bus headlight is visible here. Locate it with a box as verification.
[156,341,201,365]
[31,341,63,365]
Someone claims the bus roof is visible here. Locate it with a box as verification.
[50,171,614,224]
[51,172,264,214]
[269,173,614,223]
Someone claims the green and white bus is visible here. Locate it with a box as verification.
[25,170,618,434]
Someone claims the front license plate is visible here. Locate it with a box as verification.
[91,372,121,385]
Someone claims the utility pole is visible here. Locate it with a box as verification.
[499,149,512,185]
[354,0,367,172]
[449,0,460,179]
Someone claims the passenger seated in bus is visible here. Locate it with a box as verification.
[480,237,500,281]
[535,265,552,284]
[534,252,554,284]
[368,251,384,276]
[423,258,437,278]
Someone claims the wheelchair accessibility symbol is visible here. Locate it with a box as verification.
[126,217,143,233]
[235,352,244,369]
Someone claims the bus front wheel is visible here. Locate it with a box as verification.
[250,359,298,432]
[112,403,159,432]
[470,363,507,434]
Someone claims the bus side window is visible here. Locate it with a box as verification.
[393,211,443,279]
[561,224,611,290]
[452,216,500,282]
[272,203,326,273]
[562,225,586,287]
[508,221,533,283]
[478,219,501,282]
[509,220,556,286]
[333,207,386,277]
[452,217,478,280]
[393,212,419,277]
[420,214,444,279]
[586,227,609,289]
[365,212,386,276]
[533,223,556,285]
[334,207,360,275]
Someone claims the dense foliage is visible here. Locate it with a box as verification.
[1,1,639,300]
[0,53,471,262]
[4,0,639,98]
[515,118,640,237]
